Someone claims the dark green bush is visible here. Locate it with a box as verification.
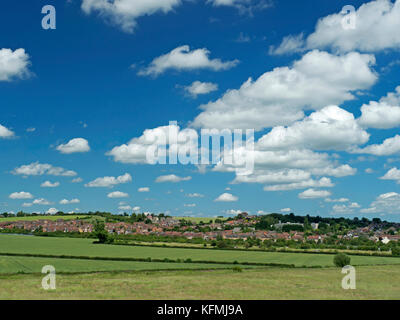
[333,253,351,267]
[232,266,243,273]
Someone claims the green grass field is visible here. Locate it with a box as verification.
[0,235,399,300]
[0,215,92,222]
[0,255,243,274]
[1,234,400,267]
[1,265,399,299]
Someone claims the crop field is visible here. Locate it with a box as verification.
[1,235,400,267]
[0,255,242,274]
[1,265,399,299]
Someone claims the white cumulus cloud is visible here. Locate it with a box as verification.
[138,45,239,77]
[81,0,181,33]
[0,124,15,138]
[272,0,400,54]
[358,86,400,129]
[298,188,331,199]
[214,192,238,202]
[9,192,33,200]
[361,192,400,214]
[56,138,90,154]
[155,174,192,183]
[192,50,377,130]
[184,81,218,98]
[41,181,60,188]
[351,135,400,156]
[12,162,77,177]
[107,191,129,198]
[46,208,58,215]
[60,198,80,205]
[85,173,132,187]
[0,48,31,81]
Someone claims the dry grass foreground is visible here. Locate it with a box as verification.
[0,265,399,300]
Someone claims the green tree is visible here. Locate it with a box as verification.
[392,247,400,256]
[93,221,112,244]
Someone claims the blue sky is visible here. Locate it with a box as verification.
[1,0,400,221]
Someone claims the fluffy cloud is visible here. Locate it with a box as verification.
[217,145,353,191]
[358,86,400,129]
[269,34,305,55]
[0,48,31,81]
[12,162,77,177]
[184,81,218,98]
[298,188,331,199]
[85,173,132,187]
[272,0,400,54]
[0,124,15,138]
[107,191,129,198]
[138,45,239,77]
[60,198,80,205]
[361,192,400,214]
[280,208,291,212]
[225,209,243,215]
[233,169,311,185]
[351,135,400,156]
[138,187,150,192]
[9,192,33,199]
[33,198,52,205]
[107,123,198,164]
[332,202,361,214]
[214,192,238,202]
[81,0,181,33]
[56,138,90,154]
[256,105,369,151]
[186,193,204,198]
[310,165,357,178]
[265,177,333,192]
[46,208,58,215]
[380,167,400,183]
[192,50,377,130]
[325,197,349,203]
[184,203,196,207]
[41,181,60,188]
[208,0,273,14]
[307,0,400,53]
[155,174,192,183]
[118,205,132,211]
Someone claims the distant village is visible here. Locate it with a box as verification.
[1,211,399,244]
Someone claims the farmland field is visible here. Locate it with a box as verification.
[1,234,400,267]
[1,265,399,299]
[0,255,243,274]
[0,234,399,300]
